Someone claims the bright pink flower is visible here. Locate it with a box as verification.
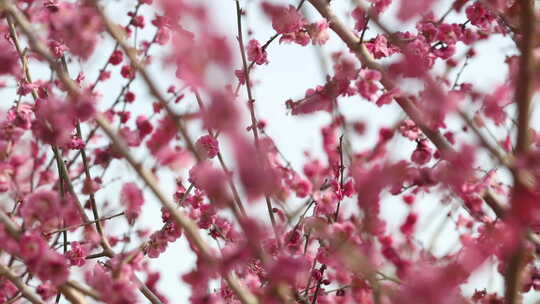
[65,241,88,266]
[399,119,421,141]
[98,70,111,81]
[466,2,495,30]
[196,134,219,159]
[232,137,277,201]
[120,127,142,147]
[280,30,311,46]
[121,182,145,224]
[315,192,338,216]
[267,255,310,285]
[261,3,305,34]
[390,35,434,77]
[247,39,268,65]
[365,35,398,59]
[291,176,312,198]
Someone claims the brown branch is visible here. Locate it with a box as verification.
[234,0,280,245]
[505,0,536,303]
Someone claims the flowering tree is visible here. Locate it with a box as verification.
[0,0,539,303]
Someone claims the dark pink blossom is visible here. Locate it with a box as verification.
[109,50,124,65]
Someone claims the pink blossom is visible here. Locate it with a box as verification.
[376,88,400,107]
[32,98,76,146]
[65,241,88,266]
[121,65,135,79]
[411,140,432,165]
[365,35,398,59]
[189,162,229,206]
[356,69,381,101]
[195,134,219,159]
[279,30,311,46]
[400,213,418,236]
[109,50,124,65]
[121,182,145,224]
[147,116,176,155]
[36,282,57,300]
[20,190,79,231]
[483,84,509,126]
[261,3,305,34]
[306,20,330,45]
[466,2,496,30]
[20,233,70,286]
[48,40,68,58]
[352,7,367,32]
[85,264,138,304]
[286,84,336,115]
[247,39,268,65]
[48,2,103,60]
[397,0,435,21]
[369,0,392,14]
[0,36,20,76]
[234,69,246,84]
[136,115,154,139]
